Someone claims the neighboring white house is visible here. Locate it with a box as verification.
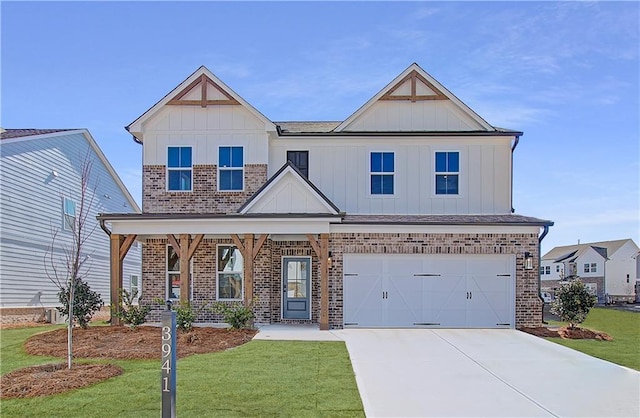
[0,128,141,320]
[99,63,553,330]
[541,239,639,303]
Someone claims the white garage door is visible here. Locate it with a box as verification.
[343,254,515,328]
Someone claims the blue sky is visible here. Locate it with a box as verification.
[2,1,638,254]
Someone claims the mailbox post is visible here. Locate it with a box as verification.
[161,302,177,418]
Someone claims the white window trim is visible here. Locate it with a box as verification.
[368,151,396,197]
[130,274,140,304]
[433,150,462,197]
[166,145,193,192]
[217,145,245,192]
[216,244,244,301]
[166,244,193,301]
[62,196,76,231]
[280,256,313,320]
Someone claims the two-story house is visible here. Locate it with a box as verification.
[99,63,553,330]
[0,129,141,324]
[541,239,639,303]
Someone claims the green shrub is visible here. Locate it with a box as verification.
[57,278,104,329]
[211,301,255,329]
[174,301,199,332]
[551,278,597,328]
[113,289,151,328]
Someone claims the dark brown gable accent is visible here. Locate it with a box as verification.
[167,74,240,107]
[380,69,448,102]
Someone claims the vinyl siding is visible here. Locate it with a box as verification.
[0,132,141,307]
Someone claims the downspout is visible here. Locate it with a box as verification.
[98,217,111,237]
[510,136,520,213]
[538,225,550,324]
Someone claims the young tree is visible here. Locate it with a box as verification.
[44,150,102,369]
[550,278,597,328]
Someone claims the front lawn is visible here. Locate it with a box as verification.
[545,307,640,370]
[0,326,364,417]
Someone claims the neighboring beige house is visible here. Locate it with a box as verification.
[541,239,639,303]
[99,63,553,330]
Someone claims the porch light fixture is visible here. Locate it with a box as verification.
[523,252,534,270]
[327,252,332,269]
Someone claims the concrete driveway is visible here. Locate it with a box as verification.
[337,329,640,418]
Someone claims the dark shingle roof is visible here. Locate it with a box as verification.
[0,129,75,140]
[340,214,553,226]
[275,122,341,133]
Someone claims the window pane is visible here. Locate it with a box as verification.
[371,152,382,172]
[218,273,243,299]
[218,246,244,272]
[231,147,243,167]
[448,152,459,172]
[180,170,191,190]
[382,174,394,194]
[371,174,382,194]
[167,247,179,271]
[168,170,191,191]
[181,147,192,167]
[230,169,243,190]
[445,174,458,194]
[219,146,231,167]
[168,147,180,167]
[64,198,76,216]
[435,152,446,172]
[168,273,180,299]
[382,152,394,172]
[168,171,180,190]
[219,170,231,190]
[435,175,447,194]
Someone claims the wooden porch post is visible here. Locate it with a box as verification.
[244,233,254,305]
[110,233,137,326]
[179,234,190,303]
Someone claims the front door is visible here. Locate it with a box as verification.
[283,257,311,319]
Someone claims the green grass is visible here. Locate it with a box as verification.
[545,307,640,370]
[1,326,364,417]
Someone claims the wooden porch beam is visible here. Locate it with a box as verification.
[306,234,321,258]
[179,234,190,303]
[110,234,124,326]
[230,234,245,255]
[187,234,204,260]
[252,234,268,260]
[244,234,254,305]
[166,234,180,253]
[119,234,137,261]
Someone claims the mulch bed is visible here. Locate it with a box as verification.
[1,363,123,399]
[520,326,613,341]
[3,326,257,399]
[24,326,257,359]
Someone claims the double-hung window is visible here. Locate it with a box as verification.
[217,245,244,300]
[167,146,192,191]
[63,197,76,231]
[219,146,243,191]
[435,151,459,195]
[166,246,192,301]
[370,152,394,195]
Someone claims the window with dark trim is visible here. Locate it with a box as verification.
[435,151,459,195]
[287,150,309,177]
[219,146,243,191]
[167,146,192,191]
[370,152,394,195]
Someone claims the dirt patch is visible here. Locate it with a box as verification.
[24,326,257,359]
[3,326,257,399]
[1,363,123,399]
[520,326,613,341]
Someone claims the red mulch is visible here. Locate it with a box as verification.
[3,326,257,399]
[520,326,613,341]
[1,363,123,399]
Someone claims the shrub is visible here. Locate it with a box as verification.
[211,301,255,329]
[114,289,151,329]
[550,278,597,328]
[57,278,104,329]
[174,302,199,332]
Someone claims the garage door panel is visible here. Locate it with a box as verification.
[467,275,513,327]
[425,275,466,327]
[344,275,383,326]
[387,276,423,326]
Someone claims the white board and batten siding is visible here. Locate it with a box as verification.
[0,131,141,308]
[269,137,512,215]
[142,105,270,166]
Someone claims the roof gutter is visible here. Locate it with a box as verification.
[510,135,520,213]
[124,125,143,145]
[538,224,550,323]
[98,217,111,237]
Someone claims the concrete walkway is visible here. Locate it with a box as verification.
[253,326,640,417]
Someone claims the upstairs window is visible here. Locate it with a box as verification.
[219,146,243,191]
[435,151,459,195]
[63,197,76,231]
[287,150,309,177]
[370,152,394,195]
[545,266,551,274]
[167,146,192,191]
[584,263,597,273]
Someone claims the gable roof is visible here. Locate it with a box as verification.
[126,66,276,142]
[238,161,341,215]
[543,239,636,261]
[1,128,140,213]
[335,63,496,133]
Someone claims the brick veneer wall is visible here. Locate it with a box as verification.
[141,232,542,329]
[326,232,542,329]
[541,277,605,303]
[143,164,267,213]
